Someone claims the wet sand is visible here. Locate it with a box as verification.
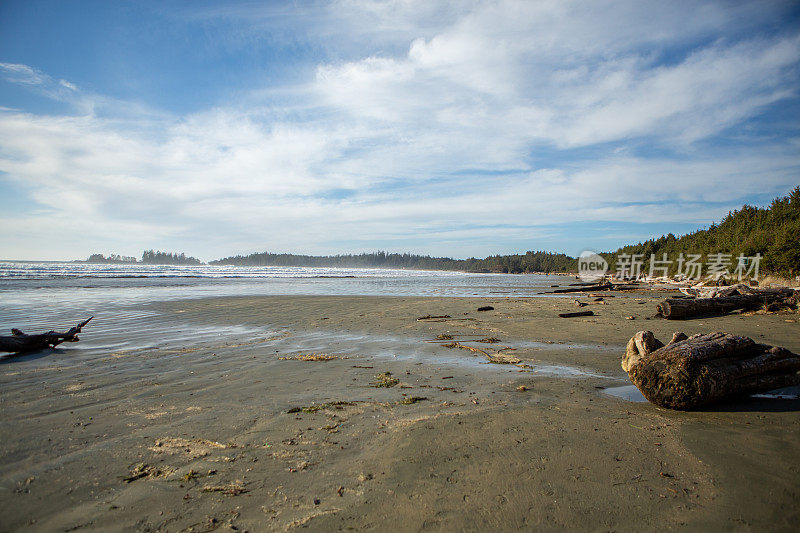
[1,293,799,531]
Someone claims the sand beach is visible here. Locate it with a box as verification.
[4,2,800,530]
[1,289,798,531]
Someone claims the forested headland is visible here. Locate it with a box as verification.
[84,188,799,277]
[85,250,203,265]
[606,186,800,278]
[209,250,575,273]
[211,188,800,277]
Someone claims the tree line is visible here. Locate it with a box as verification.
[85,188,800,277]
[86,250,202,265]
[209,250,576,273]
[605,186,800,278]
[86,253,137,264]
[141,250,203,265]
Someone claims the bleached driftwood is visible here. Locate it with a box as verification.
[657,287,795,319]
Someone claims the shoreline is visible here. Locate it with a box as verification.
[1,292,798,530]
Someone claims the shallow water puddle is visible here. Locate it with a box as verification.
[512,340,621,351]
[602,384,800,403]
[750,385,800,400]
[517,363,609,378]
[602,385,647,402]
[6,310,617,382]
[277,328,613,378]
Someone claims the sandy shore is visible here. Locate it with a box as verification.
[1,292,799,531]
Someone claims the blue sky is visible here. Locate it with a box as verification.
[1,0,799,261]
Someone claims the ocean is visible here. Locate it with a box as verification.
[0,262,571,364]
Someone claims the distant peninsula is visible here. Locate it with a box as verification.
[82,188,799,277]
[85,250,203,266]
[209,250,574,274]
[211,187,799,277]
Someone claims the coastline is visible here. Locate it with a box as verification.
[1,292,798,530]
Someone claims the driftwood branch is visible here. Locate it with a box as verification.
[0,317,93,355]
[622,330,800,409]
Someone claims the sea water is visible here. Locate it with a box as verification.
[0,262,573,365]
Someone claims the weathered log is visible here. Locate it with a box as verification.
[690,283,793,299]
[558,310,594,318]
[549,283,613,293]
[609,284,645,291]
[622,330,800,409]
[548,282,645,294]
[417,315,451,321]
[657,289,794,319]
[0,317,93,355]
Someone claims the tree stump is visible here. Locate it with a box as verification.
[622,330,800,409]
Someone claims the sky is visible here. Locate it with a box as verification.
[0,0,799,262]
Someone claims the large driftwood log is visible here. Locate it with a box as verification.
[657,288,795,319]
[558,310,594,318]
[622,330,800,409]
[0,317,93,355]
[549,283,613,293]
[548,283,644,294]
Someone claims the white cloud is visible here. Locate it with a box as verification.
[0,63,49,86]
[0,62,82,104]
[313,4,800,151]
[1,1,799,260]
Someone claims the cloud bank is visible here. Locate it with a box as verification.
[0,0,798,260]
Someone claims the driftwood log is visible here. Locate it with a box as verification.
[548,283,644,294]
[558,310,594,318]
[622,330,800,409]
[0,317,93,355]
[657,288,794,319]
[549,283,612,293]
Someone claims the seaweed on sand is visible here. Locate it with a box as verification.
[371,372,399,388]
[202,480,248,495]
[279,353,338,361]
[287,401,356,414]
[398,396,428,405]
